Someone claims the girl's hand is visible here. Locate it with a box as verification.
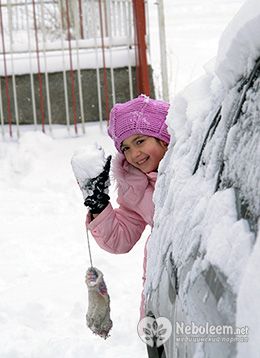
[83,155,112,214]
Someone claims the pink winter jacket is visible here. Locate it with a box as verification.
[86,153,157,317]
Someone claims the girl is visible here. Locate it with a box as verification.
[73,94,170,357]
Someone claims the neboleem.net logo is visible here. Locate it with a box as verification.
[176,321,249,344]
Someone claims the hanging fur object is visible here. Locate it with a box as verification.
[85,267,113,339]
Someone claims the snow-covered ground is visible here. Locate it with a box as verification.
[0,126,149,357]
[0,0,251,357]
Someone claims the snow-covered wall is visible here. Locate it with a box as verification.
[145,0,260,356]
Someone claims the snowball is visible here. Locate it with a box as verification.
[71,144,106,185]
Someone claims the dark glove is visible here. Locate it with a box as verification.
[83,155,112,214]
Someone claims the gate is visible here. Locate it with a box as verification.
[0,0,153,138]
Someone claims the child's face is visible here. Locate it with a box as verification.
[121,135,168,173]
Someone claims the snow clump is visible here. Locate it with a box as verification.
[71,143,106,186]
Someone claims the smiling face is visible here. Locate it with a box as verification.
[121,134,168,173]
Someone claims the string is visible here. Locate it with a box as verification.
[86,228,93,268]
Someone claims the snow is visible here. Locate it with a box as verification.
[145,0,260,356]
[236,227,260,357]
[221,75,260,218]
[0,125,147,358]
[71,143,107,185]
[2,0,259,357]
[202,189,254,292]
[0,47,136,76]
[146,0,259,288]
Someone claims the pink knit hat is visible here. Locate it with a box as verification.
[108,94,170,152]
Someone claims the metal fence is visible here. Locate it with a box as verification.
[0,0,152,138]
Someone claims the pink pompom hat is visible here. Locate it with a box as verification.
[108,94,170,153]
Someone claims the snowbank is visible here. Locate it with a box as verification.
[0,126,146,358]
[145,0,260,356]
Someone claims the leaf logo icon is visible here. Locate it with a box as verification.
[137,317,172,347]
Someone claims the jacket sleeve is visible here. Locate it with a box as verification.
[86,203,147,254]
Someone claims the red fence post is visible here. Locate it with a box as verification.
[78,0,84,39]
[132,0,150,96]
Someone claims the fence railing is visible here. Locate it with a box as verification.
[0,0,152,139]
